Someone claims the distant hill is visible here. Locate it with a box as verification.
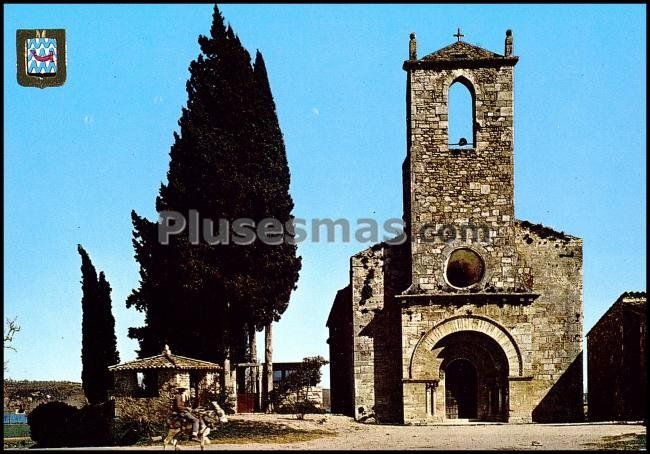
[3,380,86,413]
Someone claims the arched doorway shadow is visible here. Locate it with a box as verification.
[444,358,477,419]
[436,331,509,421]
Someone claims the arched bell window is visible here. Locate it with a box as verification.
[448,77,476,149]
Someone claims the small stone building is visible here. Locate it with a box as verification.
[108,347,221,421]
[327,31,584,424]
[587,292,646,421]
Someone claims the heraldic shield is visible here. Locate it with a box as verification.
[17,29,66,88]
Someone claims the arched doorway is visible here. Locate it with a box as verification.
[445,359,477,419]
[436,331,509,421]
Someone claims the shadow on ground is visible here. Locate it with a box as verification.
[582,433,646,450]
[207,419,335,444]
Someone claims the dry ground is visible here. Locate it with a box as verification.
[199,414,645,450]
[143,414,645,451]
[5,414,645,450]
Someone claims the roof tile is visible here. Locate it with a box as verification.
[108,354,221,372]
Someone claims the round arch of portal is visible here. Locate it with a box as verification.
[408,315,523,380]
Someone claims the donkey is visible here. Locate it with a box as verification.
[163,401,228,450]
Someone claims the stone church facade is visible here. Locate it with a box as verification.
[327,31,584,424]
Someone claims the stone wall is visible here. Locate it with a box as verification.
[401,303,532,424]
[398,220,584,424]
[111,370,220,423]
[406,64,520,294]
[112,370,138,396]
[112,370,180,422]
[587,293,646,421]
[514,221,584,422]
[349,242,409,423]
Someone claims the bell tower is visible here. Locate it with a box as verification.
[402,30,523,294]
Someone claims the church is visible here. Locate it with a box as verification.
[327,30,584,424]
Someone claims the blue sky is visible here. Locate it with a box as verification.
[3,4,646,390]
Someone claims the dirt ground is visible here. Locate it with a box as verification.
[5,414,645,450]
[179,414,646,450]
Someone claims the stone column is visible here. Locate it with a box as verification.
[425,382,438,418]
[432,382,437,417]
[425,383,431,416]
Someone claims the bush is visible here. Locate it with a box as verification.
[212,387,236,415]
[270,356,329,419]
[28,401,80,447]
[277,400,325,419]
[78,402,113,446]
[27,401,113,447]
[111,415,165,446]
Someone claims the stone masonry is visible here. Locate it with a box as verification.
[327,30,584,424]
[587,292,646,421]
[109,350,221,424]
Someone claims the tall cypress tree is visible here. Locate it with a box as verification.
[251,50,302,406]
[127,5,300,366]
[251,50,301,329]
[78,245,120,404]
[97,271,120,370]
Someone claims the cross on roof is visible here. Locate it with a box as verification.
[454,28,464,42]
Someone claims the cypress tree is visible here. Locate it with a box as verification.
[78,245,120,404]
[251,50,301,328]
[251,50,302,407]
[97,271,120,370]
[127,5,300,366]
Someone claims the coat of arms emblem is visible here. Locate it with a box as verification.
[17,29,66,88]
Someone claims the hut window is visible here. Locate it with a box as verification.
[136,371,159,397]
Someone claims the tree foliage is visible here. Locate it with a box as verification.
[78,245,120,404]
[127,4,301,364]
[270,356,328,418]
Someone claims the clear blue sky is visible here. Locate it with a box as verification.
[4,5,646,391]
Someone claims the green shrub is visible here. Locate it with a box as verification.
[28,401,80,447]
[27,401,113,447]
[77,402,113,446]
[270,356,328,419]
[111,415,165,446]
[277,400,325,419]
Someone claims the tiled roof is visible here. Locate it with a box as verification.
[108,353,221,372]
